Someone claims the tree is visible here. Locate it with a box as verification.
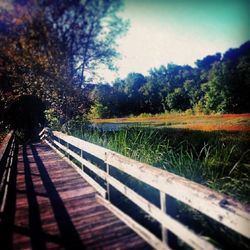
[89,102,109,119]
[86,41,250,117]
[165,88,190,112]
[123,73,146,115]
[195,53,221,70]
[202,63,231,114]
[90,84,115,118]
[112,78,130,116]
[183,80,202,107]
[147,66,171,112]
[139,79,162,113]
[0,0,127,127]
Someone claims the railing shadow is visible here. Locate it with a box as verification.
[30,144,84,250]
[22,144,46,249]
[0,143,85,250]
[0,141,18,250]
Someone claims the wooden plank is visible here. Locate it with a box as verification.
[106,174,216,250]
[47,136,216,249]
[160,191,168,245]
[106,161,111,201]
[38,127,48,137]
[96,195,170,250]
[106,152,250,239]
[53,131,110,161]
[45,139,107,198]
[5,142,150,250]
[52,140,106,180]
[47,137,212,248]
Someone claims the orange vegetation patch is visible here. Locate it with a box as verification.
[172,124,250,132]
[93,113,250,124]
[220,114,250,119]
[92,113,250,132]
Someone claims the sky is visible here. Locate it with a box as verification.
[99,0,250,83]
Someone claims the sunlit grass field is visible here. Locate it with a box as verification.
[92,113,250,132]
[70,125,250,203]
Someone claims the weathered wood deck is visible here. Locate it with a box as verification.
[0,142,151,250]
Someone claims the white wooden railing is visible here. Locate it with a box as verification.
[0,131,15,216]
[40,128,250,250]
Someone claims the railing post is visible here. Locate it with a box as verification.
[105,152,110,201]
[67,142,69,159]
[80,149,84,171]
[160,191,168,245]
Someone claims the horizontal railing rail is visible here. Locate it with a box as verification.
[0,131,15,216]
[40,128,250,250]
[0,131,13,162]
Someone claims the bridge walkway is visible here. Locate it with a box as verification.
[0,142,151,250]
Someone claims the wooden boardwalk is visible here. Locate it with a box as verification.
[0,142,151,250]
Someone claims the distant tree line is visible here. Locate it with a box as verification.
[89,41,250,118]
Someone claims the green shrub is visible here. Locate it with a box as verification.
[44,108,60,129]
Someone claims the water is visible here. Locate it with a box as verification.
[90,122,139,131]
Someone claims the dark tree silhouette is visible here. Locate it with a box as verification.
[7,95,45,141]
[0,0,127,127]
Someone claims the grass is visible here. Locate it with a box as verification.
[92,113,250,132]
[70,126,250,203]
[68,125,250,248]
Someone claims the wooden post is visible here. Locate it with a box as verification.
[67,142,70,159]
[160,191,168,245]
[80,149,84,171]
[105,152,110,201]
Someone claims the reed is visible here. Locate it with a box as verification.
[70,126,250,202]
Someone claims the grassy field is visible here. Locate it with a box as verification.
[71,125,250,203]
[92,113,250,132]
[89,114,250,203]
[70,115,250,248]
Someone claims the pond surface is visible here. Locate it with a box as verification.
[90,122,140,131]
[91,121,250,132]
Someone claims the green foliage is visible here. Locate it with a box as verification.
[88,41,250,117]
[202,63,231,114]
[61,116,89,134]
[89,102,110,119]
[192,101,205,115]
[71,126,250,202]
[44,109,60,130]
[195,53,221,69]
[0,0,127,126]
[165,88,190,111]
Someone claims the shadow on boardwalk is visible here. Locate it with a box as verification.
[0,142,149,250]
[0,143,84,250]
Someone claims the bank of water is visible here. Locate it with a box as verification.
[90,122,138,131]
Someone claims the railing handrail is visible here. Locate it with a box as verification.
[40,128,250,249]
[0,131,13,162]
[0,131,15,215]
